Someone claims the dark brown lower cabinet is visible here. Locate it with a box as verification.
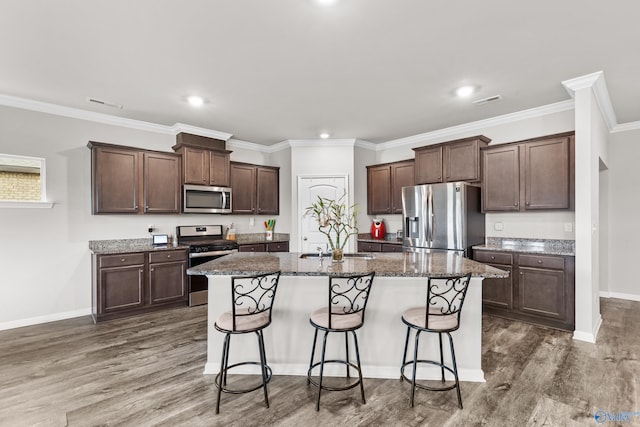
[473,250,575,331]
[92,249,188,322]
[357,241,404,252]
[238,241,289,253]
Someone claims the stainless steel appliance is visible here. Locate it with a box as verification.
[402,182,485,256]
[183,185,232,214]
[177,224,238,306]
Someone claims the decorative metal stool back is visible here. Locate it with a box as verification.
[213,271,281,414]
[400,273,472,409]
[307,272,376,411]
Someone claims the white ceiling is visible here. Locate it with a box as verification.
[1,0,638,145]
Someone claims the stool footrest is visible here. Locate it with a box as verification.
[215,361,272,395]
[307,360,362,392]
[400,359,458,392]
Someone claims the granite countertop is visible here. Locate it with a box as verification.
[473,237,575,256]
[357,233,403,245]
[89,238,189,255]
[187,251,508,278]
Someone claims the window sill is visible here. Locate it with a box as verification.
[0,201,54,209]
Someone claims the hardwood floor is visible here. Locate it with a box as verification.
[1,298,638,426]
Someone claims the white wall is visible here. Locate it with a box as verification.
[607,128,640,299]
[0,106,284,328]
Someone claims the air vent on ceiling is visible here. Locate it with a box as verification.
[87,97,123,109]
[472,95,502,105]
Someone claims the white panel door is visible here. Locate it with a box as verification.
[298,176,348,253]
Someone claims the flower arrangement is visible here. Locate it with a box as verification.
[305,193,359,261]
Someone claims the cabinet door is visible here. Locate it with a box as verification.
[391,160,414,214]
[230,163,257,214]
[256,166,279,215]
[523,137,570,210]
[367,165,391,214]
[149,261,187,305]
[144,152,181,213]
[99,265,145,312]
[517,267,566,321]
[414,146,443,184]
[482,145,520,212]
[183,146,208,185]
[93,147,139,213]
[482,264,514,310]
[445,139,481,182]
[209,151,230,187]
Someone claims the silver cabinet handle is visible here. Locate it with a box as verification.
[121,258,126,262]
[537,260,543,264]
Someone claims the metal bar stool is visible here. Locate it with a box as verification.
[307,272,376,411]
[400,273,472,409]
[213,271,281,414]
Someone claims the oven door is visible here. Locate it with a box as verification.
[188,249,237,306]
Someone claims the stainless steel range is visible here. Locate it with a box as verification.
[176,225,238,306]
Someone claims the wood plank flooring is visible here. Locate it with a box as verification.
[1,298,638,426]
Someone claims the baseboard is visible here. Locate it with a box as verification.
[0,308,92,331]
[572,313,602,343]
[599,291,640,302]
[204,361,485,383]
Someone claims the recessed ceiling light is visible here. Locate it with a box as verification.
[319,133,330,139]
[455,85,476,98]
[187,95,204,107]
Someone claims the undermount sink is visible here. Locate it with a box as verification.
[299,253,375,260]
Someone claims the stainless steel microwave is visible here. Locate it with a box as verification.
[183,185,232,214]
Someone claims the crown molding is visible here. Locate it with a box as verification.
[287,138,357,148]
[562,71,617,131]
[378,99,575,151]
[0,93,234,140]
[612,120,640,133]
[354,139,376,150]
[170,123,232,140]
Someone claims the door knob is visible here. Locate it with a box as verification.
[303,237,308,241]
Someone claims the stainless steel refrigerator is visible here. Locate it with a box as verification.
[402,182,485,256]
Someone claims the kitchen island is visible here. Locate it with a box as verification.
[188,251,507,382]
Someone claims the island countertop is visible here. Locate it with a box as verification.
[187,251,508,278]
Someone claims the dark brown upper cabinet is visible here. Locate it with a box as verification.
[367,159,414,215]
[413,135,490,185]
[230,162,280,215]
[172,134,231,187]
[482,133,574,212]
[89,142,181,214]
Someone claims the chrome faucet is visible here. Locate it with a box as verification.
[316,246,324,259]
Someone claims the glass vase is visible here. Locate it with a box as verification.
[332,248,344,263]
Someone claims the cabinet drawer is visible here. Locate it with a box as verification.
[239,244,267,252]
[149,250,187,264]
[100,253,145,268]
[358,241,382,252]
[267,241,289,252]
[382,243,404,253]
[518,254,565,270]
[474,251,513,265]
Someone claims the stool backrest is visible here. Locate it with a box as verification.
[230,271,281,331]
[424,273,472,330]
[328,272,376,329]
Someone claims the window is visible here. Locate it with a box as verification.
[0,154,52,208]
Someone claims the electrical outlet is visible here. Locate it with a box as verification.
[249,217,255,227]
[494,222,503,231]
[564,223,573,232]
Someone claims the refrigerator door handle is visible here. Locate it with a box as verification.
[427,188,434,248]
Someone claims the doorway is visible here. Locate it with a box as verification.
[297,175,348,253]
